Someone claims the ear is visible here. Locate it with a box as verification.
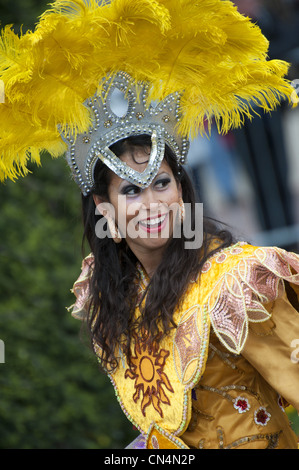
[93,194,110,218]
[93,194,103,207]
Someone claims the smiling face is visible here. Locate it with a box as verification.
[94,145,182,263]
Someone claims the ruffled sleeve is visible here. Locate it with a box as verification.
[67,253,94,320]
[202,244,299,411]
[242,289,299,411]
[205,245,299,354]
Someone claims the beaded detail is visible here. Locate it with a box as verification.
[64,71,189,195]
[216,427,282,449]
[146,422,189,449]
[173,305,208,385]
[254,407,271,426]
[198,384,262,409]
[68,242,299,446]
[205,244,299,354]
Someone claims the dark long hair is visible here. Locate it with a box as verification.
[81,135,235,371]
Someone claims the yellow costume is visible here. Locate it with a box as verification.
[69,241,299,449]
[1,0,298,451]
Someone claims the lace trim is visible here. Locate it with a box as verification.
[68,245,299,355]
[206,246,299,354]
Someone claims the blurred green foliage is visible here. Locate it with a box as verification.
[287,407,299,437]
[0,155,138,448]
[0,0,51,32]
[0,0,137,450]
[0,0,298,450]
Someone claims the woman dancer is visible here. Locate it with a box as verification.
[0,0,298,449]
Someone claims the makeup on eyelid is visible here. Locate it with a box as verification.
[119,174,172,197]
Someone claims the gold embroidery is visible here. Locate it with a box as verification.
[191,407,214,421]
[198,384,263,405]
[206,245,299,354]
[125,333,174,418]
[209,341,244,373]
[216,426,282,449]
[173,305,204,384]
[68,243,299,441]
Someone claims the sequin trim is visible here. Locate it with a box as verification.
[145,422,189,449]
[173,305,210,436]
[216,427,282,449]
[206,245,299,354]
[173,305,206,385]
[68,242,299,441]
[198,384,262,405]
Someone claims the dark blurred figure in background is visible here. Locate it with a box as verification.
[188,1,299,250]
[237,0,299,78]
[232,0,299,249]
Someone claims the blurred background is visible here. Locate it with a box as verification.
[0,0,298,449]
[188,0,299,253]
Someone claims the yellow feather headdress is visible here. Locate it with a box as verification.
[0,0,296,187]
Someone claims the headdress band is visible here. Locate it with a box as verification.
[62,71,189,194]
[0,0,296,191]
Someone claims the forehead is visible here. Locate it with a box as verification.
[108,146,172,188]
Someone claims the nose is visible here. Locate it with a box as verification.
[126,187,164,221]
[139,187,162,211]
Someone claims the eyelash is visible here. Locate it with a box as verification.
[121,177,171,196]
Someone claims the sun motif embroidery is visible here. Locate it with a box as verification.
[125,333,174,418]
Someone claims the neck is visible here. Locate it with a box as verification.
[127,242,167,278]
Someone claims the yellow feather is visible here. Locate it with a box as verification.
[0,0,296,182]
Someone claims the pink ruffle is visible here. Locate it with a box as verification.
[68,253,94,320]
[208,246,299,354]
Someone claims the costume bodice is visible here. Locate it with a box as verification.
[182,330,297,449]
[68,241,299,449]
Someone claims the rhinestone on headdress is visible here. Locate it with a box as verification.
[62,72,189,195]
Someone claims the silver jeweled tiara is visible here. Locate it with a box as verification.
[62,72,190,195]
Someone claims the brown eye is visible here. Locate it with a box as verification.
[154,177,171,189]
[121,184,141,196]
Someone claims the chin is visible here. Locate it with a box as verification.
[130,235,171,252]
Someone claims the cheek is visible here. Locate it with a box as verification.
[162,184,181,205]
[113,198,140,234]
